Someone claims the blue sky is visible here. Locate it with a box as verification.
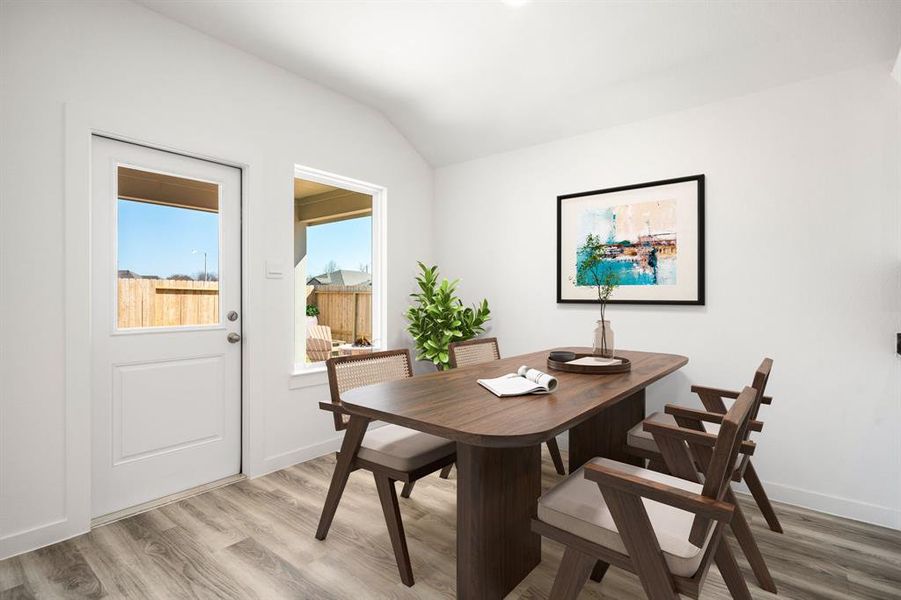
[307,216,371,276]
[118,199,219,278]
[117,199,371,279]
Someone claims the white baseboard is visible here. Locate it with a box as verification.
[0,517,82,562]
[555,431,899,530]
[733,479,900,531]
[2,435,346,561]
[254,435,343,479]
[5,433,897,562]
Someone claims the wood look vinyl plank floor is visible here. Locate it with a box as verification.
[1,449,899,599]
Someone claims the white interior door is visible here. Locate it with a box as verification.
[91,136,242,518]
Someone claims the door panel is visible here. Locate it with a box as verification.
[91,137,241,519]
[113,356,225,463]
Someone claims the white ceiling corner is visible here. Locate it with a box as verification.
[137,0,901,167]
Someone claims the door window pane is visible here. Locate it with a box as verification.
[117,167,220,328]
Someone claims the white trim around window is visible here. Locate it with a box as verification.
[291,164,387,379]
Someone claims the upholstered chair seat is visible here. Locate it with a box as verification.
[538,457,714,578]
[627,411,721,454]
[628,412,749,474]
[358,424,456,472]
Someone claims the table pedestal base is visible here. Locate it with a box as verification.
[568,389,646,472]
[456,443,541,600]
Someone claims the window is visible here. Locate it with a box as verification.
[117,167,220,329]
[294,166,386,370]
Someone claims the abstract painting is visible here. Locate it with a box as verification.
[557,175,704,304]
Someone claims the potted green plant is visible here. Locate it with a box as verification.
[306,304,320,329]
[405,262,490,370]
[573,233,620,358]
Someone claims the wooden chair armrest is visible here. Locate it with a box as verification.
[583,462,734,522]
[664,404,763,432]
[691,385,772,405]
[690,385,741,399]
[645,420,756,456]
[318,402,345,414]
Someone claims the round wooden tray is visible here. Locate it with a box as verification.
[546,353,632,374]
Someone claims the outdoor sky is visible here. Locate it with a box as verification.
[117,199,371,279]
[117,199,220,278]
[306,216,372,277]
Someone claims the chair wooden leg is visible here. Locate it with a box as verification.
[727,488,777,593]
[374,473,414,587]
[589,560,609,583]
[549,547,596,599]
[546,437,566,475]
[439,464,453,479]
[714,539,753,600]
[315,416,369,540]
[400,481,415,498]
[647,457,669,474]
[600,487,679,600]
[743,462,783,533]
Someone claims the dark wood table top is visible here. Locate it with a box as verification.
[340,348,688,447]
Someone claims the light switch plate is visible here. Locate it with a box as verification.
[266,260,285,279]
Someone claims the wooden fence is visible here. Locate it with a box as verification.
[118,278,219,328]
[308,284,372,343]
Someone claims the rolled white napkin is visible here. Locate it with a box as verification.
[516,365,558,392]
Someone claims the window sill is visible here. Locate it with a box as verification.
[289,364,328,389]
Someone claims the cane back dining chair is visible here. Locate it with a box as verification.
[624,358,778,592]
[315,349,456,587]
[447,337,567,475]
[533,387,759,600]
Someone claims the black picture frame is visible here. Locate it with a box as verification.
[556,174,705,305]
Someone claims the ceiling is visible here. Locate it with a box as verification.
[119,166,219,213]
[294,179,337,199]
[139,1,901,166]
[294,178,372,225]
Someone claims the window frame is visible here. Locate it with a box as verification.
[292,164,387,378]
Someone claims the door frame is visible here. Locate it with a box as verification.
[52,103,257,554]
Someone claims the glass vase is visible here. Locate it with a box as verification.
[593,319,615,358]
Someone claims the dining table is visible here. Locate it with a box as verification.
[339,347,688,600]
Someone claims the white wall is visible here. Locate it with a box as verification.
[0,0,433,558]
[1,0,898,563]
[435,64,901,529]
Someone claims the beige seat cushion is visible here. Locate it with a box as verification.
[627,411,721,453]
[357,424,455,472]
[537,457,713,578]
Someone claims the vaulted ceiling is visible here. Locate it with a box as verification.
[139,1,901,166]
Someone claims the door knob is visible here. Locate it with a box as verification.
[227,332,242,344]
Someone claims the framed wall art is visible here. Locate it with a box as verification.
[557,174,705,305]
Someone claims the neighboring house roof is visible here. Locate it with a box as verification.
[118,270,163,280]
[307,269,371,286]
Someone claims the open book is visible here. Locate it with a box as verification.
[478,366,558,397]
